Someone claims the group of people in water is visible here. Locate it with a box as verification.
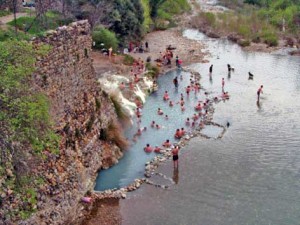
[121,57,264,168]
[135,65,232,168]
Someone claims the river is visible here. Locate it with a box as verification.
[110,29,300,225]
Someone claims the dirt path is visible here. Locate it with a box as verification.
[0,13,28,29]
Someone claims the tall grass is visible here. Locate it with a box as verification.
[193,8,279,46]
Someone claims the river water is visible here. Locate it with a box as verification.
[114,30,300,225]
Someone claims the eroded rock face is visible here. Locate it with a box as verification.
[19,21,124,225]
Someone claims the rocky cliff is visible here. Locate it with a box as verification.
[1,20,124,225]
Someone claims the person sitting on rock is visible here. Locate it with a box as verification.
[162,139,172,148]
[175,129,182,139]
[144,144,153,153]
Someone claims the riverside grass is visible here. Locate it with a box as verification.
[195,9,279,47]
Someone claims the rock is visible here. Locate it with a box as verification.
[6,169,13,178]
[121,193,126,199]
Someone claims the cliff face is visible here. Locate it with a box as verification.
[20,21,124,224]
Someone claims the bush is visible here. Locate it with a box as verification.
[200,12,216,26]
[123,54,135,66]
[92,27,119,52]
[141,0,154,32]
[0,10,10,17]
[264,35,278,46]
[261,31,278,46]
[237,24,251,37]
[146,62,160,78]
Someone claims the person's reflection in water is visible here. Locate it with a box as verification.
[209,74,213,84]
[256,100,262,110]
[227,71,231,80]
[172,168,179,184]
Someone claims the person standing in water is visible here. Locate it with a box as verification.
[172,145,180,168]
[209,64,213,73]
[173,76,178,88]
[257,85,263,102]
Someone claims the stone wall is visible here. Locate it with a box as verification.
[21,20,124,225]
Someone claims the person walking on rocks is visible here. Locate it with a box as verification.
[172,145,180,168]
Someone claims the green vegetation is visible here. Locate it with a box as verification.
[107,0,145,42]
[92,27,119,51]
[211,0,300,46]
[0,40,59,154]
[150,0,190,30]
[0,28,32,41]
[0,9,10,17]
[7,11,73,36]
[145,62,160,78]
[195,5,280,46]
[141,0,154,32]
[123,54,135,65]
[110,93,130,122]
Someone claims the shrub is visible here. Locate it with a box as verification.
[0,10,10,17]
[146,62,160,78]
[261,31,278,46]
[92,27,119,51]
[264,35,278,46]
[237,24,251,38]
[123,54,135,66]
[141,0,154,32]
[201,12,216,27]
